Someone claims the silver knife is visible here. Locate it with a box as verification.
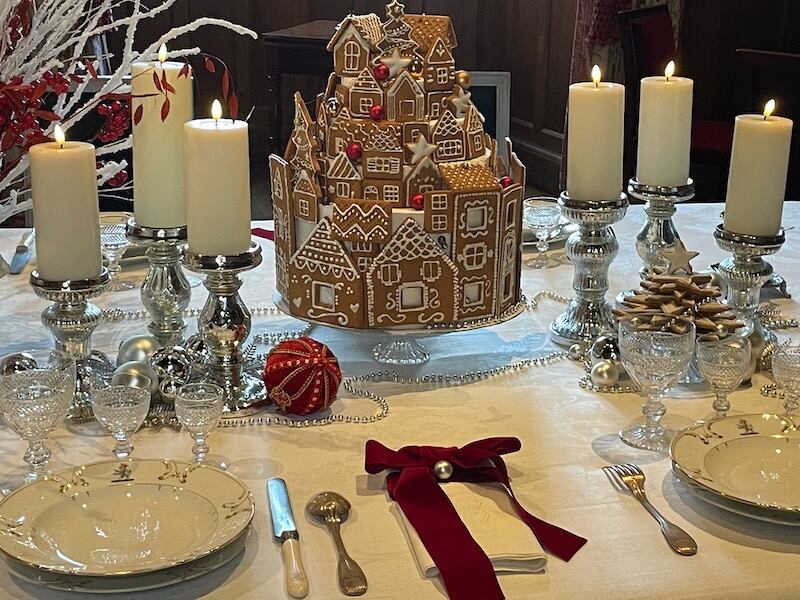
[268,478,309,599]
[9,231,34,274]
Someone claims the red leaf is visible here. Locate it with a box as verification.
[161,71,175,94]
[31,81,48,101]
[133,104,144,125]
[221,68,230,100]
[229,92,239,121]
[160,97,171,122]
[178,61,190,79]
[84,59,98,79]
[152,71,163,92]
[35,110,61,121]
[69,73,84,83]
[204,56,216,74]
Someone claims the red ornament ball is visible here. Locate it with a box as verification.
[346,141,363,161]
[411,193,425,210]
[369,104,385,121]
[499,176,514,189]
[263,337,342,416]
[373,63,390,81]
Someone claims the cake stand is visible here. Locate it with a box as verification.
[273,291,527,365]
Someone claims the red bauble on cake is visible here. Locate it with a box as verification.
[373,63,390,81]
[499,176,514,189]
[346,141,363,161]
[369,104,385,121]
[263,337,342,416]
[410,193,425,210]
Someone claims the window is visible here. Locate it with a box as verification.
[436,67,450,84]
[431,193,448,211]
[379,264,400,285]
[344,40,360,72]
[421,261,441,282]
[365,186,379,200]
[430,101,441,119]
[431,214,448,232]
[298,198,310,217]
[463,243,487,270]
[352,241,373,253]
[505,200,517,227]
[312,281,335,310]
[271,173,283,199]
[357,256,372,272]
[438,139,463,159]
[464,282,484,307]
[367,156,401,174]
[359,97,372,114]
[474,134,483,151]
[336,181,351,198]
[383,186,400,204]
[466,206,487,231]
[400,284,425,310]
[419,184,434,195]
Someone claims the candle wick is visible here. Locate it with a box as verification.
[594,81,598,89]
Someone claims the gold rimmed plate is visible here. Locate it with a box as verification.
[0,459,254,577]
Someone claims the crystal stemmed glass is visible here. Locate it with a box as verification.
[91,381,150,459]
[100,223,135,292]
[174,383,227,469]
[523,198,562,268]
[695,334,751,420]
[0,349,75,484]
[772,345,800,417]
[618,319,696,452]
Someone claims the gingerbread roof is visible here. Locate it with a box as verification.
[463,105,484,134]
[331,199,393,243]
[426,37,454,64]
[327,14,385,52]
[328,152,362,181]
[372,217,457,266]
[293,169,316,193]
[366,127,402,152]
[351,67,382,92]
[290,218,360,281]
[403,14,458,52]
[432,109,462,138]
[440,163,501,192]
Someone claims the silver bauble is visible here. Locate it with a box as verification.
[590,334,622,367]
[150,346,192,384]
[184,333,210,364]
[0,352,37,375]
[117,335,162,366]
[567,343,584,361]
[159,377,183,403]
[433,460,453,480]
[590,360,619,387]
[325,97,340,116]
[112,361,160,397]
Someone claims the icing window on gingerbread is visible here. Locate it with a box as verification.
[353,241,373,252]
[357,256,372,272]
[436,67,450,84]
[466,206,488,231]
[474,134,484,151]
[419,184,434,194]
[430,102,441,118]
[399,284,425,310]
[400,100,416,118]
[344,40,360,72]
[336,181,351,198]
[463,243,487,270]
[421,261,441,282]
[464,282,484,307]
[506,200,517,227]
[367,157,401,174]
[359,97,373,113]
[431,194,448,211]
[298,198,310,217]
[379,263,401,285]
[431,214,448,231]
[365,186,379,200]
[438,139,463,159]
[313,281,336,310]
[384,186,400,203]
[272,173,283,198]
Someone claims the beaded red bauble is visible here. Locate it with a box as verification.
[411,193,425,210]
[499,176,514,189]
[373,63,390,81]
[369,104,385,121]
[263,337,342,416]
[346,141,363,161]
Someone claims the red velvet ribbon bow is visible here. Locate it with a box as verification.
[365,438,587,600]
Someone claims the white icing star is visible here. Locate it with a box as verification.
[660,240,700,275]
[405,134,437,164]
[380,48,413,78]
[448,85,472,116]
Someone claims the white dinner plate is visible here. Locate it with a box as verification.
[671,414,800,517]
[0,459,254,577]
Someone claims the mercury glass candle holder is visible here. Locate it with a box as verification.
[628,178,695,278]
[183,242,267,414]
[126,219,191,346]
[550,191,629,346]
[29,268,112,420]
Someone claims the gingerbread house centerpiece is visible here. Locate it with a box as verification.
[270,0,526,329]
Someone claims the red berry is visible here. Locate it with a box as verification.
[346,141,363,162]
[411,193,425,210]
[499,176,514,189]
[97,104,109,115]
[373,63,390,81]
[109,177,121,188]
[111,101,122,112]
[118,170,128,182]
[369,104,385,121]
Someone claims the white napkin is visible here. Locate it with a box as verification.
[397,481,547,578]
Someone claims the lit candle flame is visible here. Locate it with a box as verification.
[591,64,601,87]
[665,60,675,81]
[54,124,65,147]
[211,99,223,121]
[158,43,168,64]
[764,98,776,119]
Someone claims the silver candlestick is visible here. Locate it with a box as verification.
[714,225,785,375]
[183,242,267,414]
[126,219,191,347]
[30,268,112,420]
[550,192,629,347]
[629,178,695,277]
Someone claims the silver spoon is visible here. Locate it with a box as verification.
[306,491,367,596]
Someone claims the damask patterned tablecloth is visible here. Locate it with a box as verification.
[0,204,799,600]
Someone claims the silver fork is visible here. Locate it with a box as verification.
[603,463,698,556]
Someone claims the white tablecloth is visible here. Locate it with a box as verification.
[0,204,799,600]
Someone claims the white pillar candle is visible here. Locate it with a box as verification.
[567,65,625,202]
[636,61,694,187]
[29,126,102,282]
[185,100,252,256]
[724,100,793,237]
[131,44,193,228]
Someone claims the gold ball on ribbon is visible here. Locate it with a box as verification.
[456,70,471,89]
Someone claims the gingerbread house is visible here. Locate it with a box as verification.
[424,38,455,92]
[327,14,385,78]
[387,71,425,122]
[349,68,384,118]
[326,152,363,201]
[432,109,466,162]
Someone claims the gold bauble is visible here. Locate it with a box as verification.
[456,70,471,89]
